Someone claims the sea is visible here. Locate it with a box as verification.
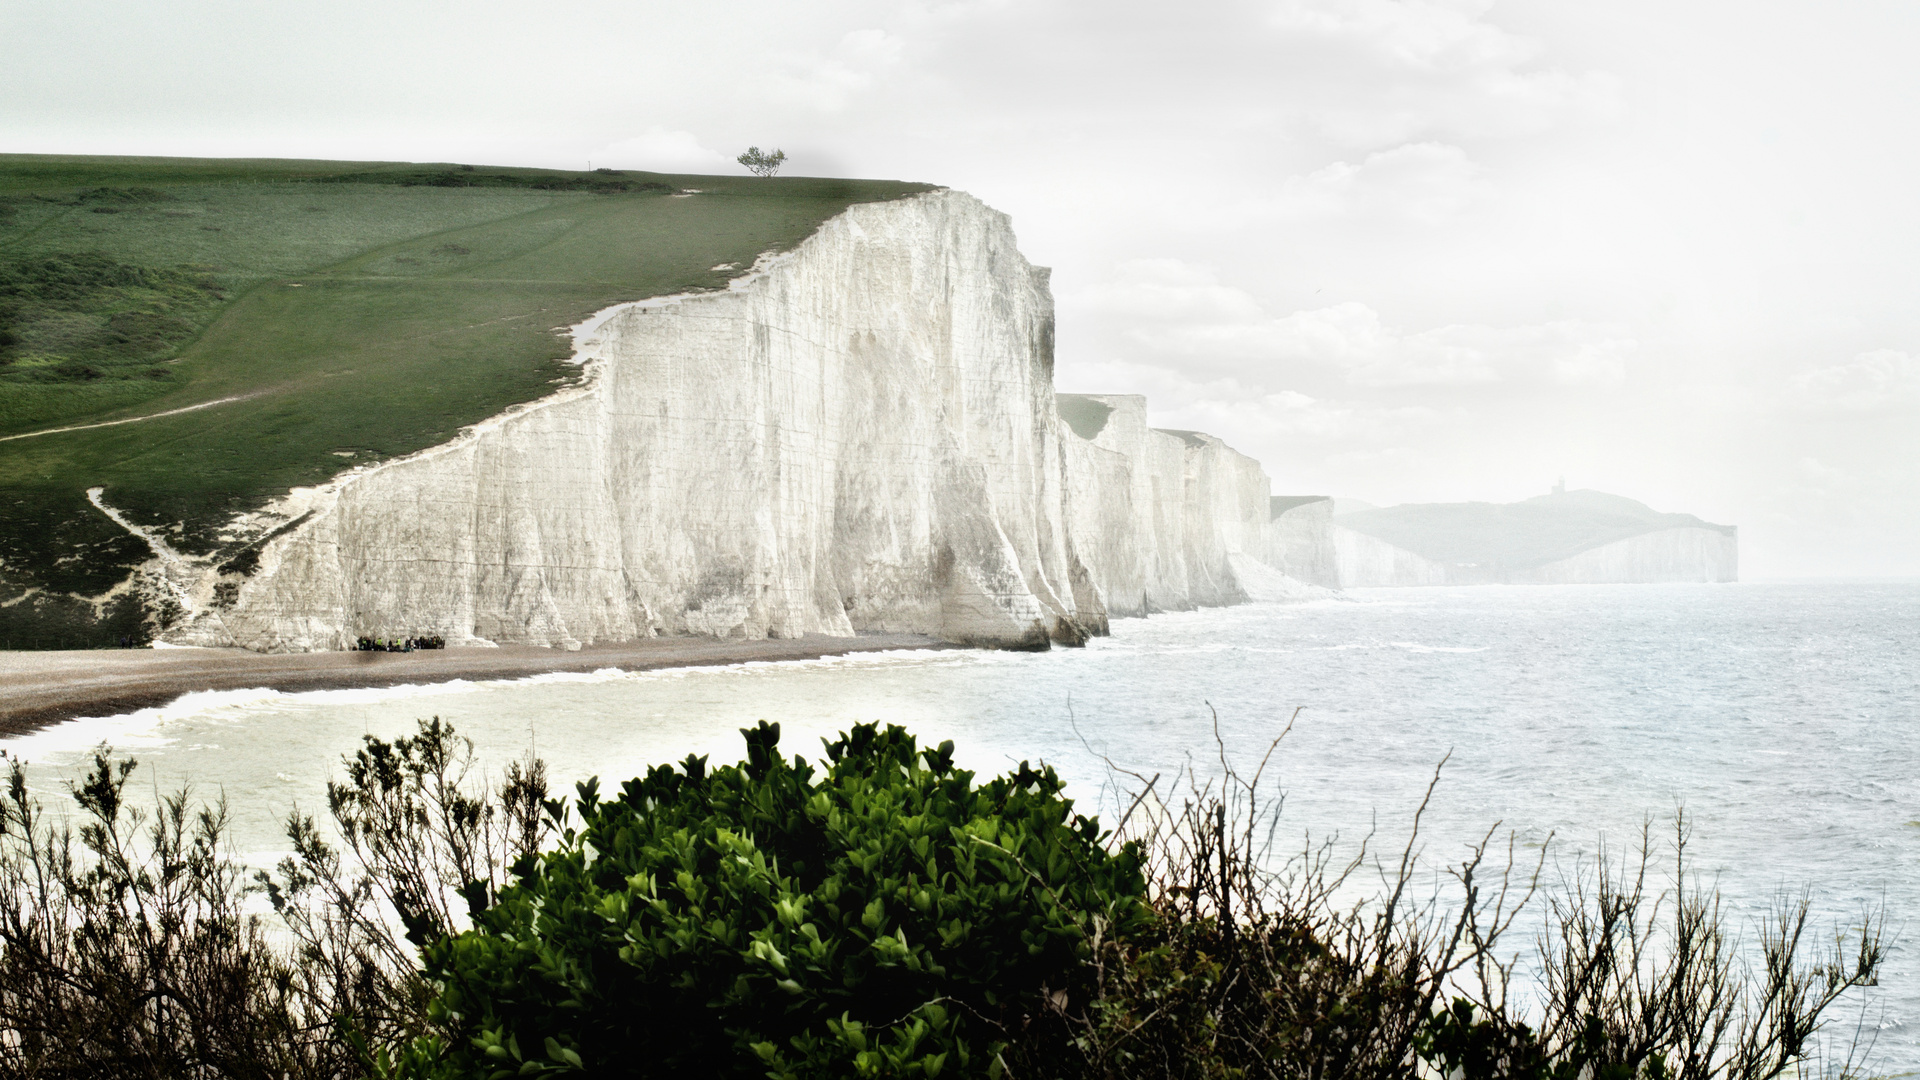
[4,581,1915,1071]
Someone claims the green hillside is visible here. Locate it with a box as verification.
[0,155,934,647]
[1338,489,1736,571]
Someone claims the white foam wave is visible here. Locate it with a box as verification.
[276,679,486,707]
[1390,641,1489,654]
[1315,640,1486,654]
[0,646,969,758]
[0,686,297,760]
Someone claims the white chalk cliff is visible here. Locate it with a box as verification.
[1267,497,1339,588]
[169,191,1312,653]
[1331,525,1453,588]
[1508,528,1737,584]
[1054,395,1321,618]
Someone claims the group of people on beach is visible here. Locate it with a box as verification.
[353,635,446,653]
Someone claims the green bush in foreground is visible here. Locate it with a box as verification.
[393,722,1150,1080]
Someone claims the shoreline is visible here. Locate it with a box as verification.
[0,634,957,739]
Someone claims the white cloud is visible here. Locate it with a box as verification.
[762,28,906,112]
[1787,349,1920,412]
[1175,302,1504,386]
[849,0,1618,165]
[1060,358,1439,444]
[1271,142,1486,224]
[1066,259,1266,322]
[1268,0,1541,73]
[1409,321,1638,387]
[594,127,731,172]
[1067,262,1636,387]
[1254,0,1619,146]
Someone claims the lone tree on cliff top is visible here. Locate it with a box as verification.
[737,146,786,177]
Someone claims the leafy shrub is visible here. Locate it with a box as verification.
[396,721,1151,1079]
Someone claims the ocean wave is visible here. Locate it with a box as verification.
[1390,641,1489,654]
[0,646,979,758]
[1315,640,1487,654]
[0,686,296,759]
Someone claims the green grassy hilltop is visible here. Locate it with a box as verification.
[0,155,934,647]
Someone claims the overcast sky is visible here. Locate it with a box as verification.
[6,0,1917,576]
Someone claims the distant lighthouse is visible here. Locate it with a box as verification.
[1552,476,1565,495]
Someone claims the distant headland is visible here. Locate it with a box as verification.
[1268,487,1737,587]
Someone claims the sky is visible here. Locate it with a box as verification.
[5,0,1917,576]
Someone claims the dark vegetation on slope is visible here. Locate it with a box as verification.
[1339,490,1738,571]
[0,154,935,647]
[1159,429,1212,449]
[1056,394,1116,442]
[0,251,226,388]
[1270,495,1332,516]
[0,719,1884,1079]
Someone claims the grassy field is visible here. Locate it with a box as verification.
[0,155,934,647]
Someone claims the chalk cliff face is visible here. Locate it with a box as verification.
[1055,395,1185,616]
[1054,395,1326,615]
[1057,398,1148,618]
[136,188,1740,648]
[1268,497,1339,588]
[1169,430,1273,608]
[152,191,1333,654]
[178,191,1112,652]
[1512,528,1737,584]
[1332,525,1452,587]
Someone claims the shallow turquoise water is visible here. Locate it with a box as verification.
[5,582,1915,1068]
